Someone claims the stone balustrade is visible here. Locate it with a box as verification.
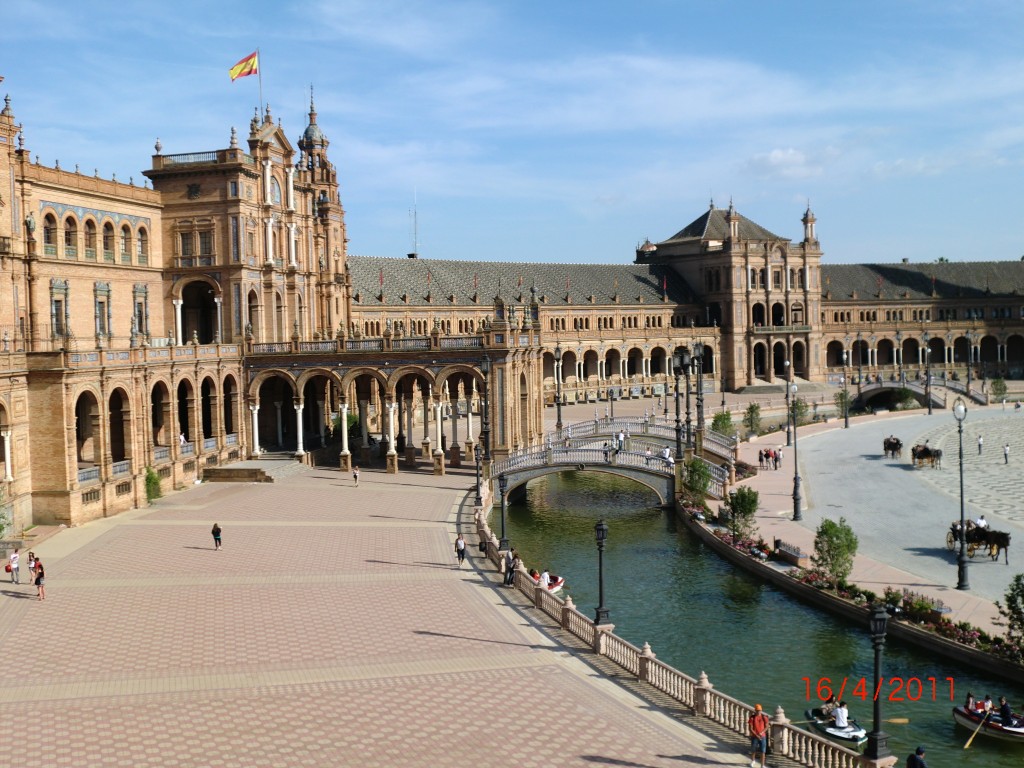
[473,506,864,768]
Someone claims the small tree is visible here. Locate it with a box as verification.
[895,387,916,411]
[145,466,162,503]
[811,517,859,586]
[743,402,761,435]
[990,378,1008,401]
[726,485,760,542]
[711,410,734,435]
[790,397,809,427]
[995,574,1024,663]
[834,389,852,419]
[684,457,711,495]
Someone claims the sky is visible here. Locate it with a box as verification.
[6,0,1024,266]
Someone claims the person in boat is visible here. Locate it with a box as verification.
[906,745,928,768]
[832,701,850,729]
[982,694,994,713]
[998,696,1018,727]
[529,568,540,580]
[539,569,551,589]
[815,695,837,719]
[964,691,976,711]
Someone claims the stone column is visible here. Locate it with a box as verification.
[249,404,261,457]
[288,223,297,267]
[386,401,399,474]
[172,299,183,346]
[421,390,432,457]
[262,159,272,204]
[205,295,218,344]
[339,402,351,471]
[285,165,295,210]
[2,430,12,481]
[274,401,284,446]
[265,218,274,265]
[294,401,306,457]
[434,402,443,454]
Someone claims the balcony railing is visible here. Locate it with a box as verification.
[225,433,238,445]
[153,446,170,463]
[181,442,195,456]
[77,466,100,484]
[203,437,217,452]
[111,460,131,476]
[751,324,811,334]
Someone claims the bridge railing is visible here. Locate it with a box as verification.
[473,510,858,768]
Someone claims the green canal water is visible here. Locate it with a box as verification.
[499,471,1024,767]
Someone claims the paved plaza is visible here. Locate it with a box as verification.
[4,457,756,767]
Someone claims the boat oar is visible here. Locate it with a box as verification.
[791,717,909,725]
[964,711,989,749]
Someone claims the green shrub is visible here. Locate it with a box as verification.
[743,403,761,435]
[811,517,858,585]
[711,411,734,435]
[145,466,162,503]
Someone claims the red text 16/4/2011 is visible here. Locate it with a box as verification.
[802,677,954,703]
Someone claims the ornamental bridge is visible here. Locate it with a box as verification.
[853,378,986,409]
[489,417,738,505]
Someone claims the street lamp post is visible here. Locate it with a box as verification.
[953,397,970,591]
[610,389,616,419]
[694,342,705,435]
[498,473,509,551]
[474,443,482,504]
[594,519,610,625]
[856,332,863,383]
[784,359,792,446]
[965,332,973,397]
[684,355,693,452]
[924,343,932,416]
[842,351,850,428]
[791,383,802,522]
[554,345,564,431]
[863,604,892,760]
[480,354,491,460]
[673,351,688,461]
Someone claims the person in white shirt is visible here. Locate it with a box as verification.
[8,548,19,584]
[539,569,551,589]
[975,515,989,529]
[832,701,849,728]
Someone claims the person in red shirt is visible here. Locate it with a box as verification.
[748,703,770,768]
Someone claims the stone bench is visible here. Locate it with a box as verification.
[201,467,272,483]
[773,538,810,568]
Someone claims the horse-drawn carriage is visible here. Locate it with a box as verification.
[883,436,903,459]
[947,521,1011,564]
[912,444,943,468]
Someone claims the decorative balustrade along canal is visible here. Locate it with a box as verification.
[491,471,1024,767]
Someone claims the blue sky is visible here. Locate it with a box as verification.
[6,0,1024,265]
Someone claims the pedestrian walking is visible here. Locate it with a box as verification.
[211,523,222,550]
[504,548,517,586]
[34,559,45,601]
[758,449,765,470]
[1005,443,1010,464]
[454,533,466,567]
[978,435,984,455]
[26,551,36,583]
[748,703,770,768]
[353,465,360,486]
[603,442,611,463]
[8,548,19,584]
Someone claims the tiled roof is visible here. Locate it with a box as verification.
[822,262,1024,301]
[346,256,696,308]
[661,206,784,244]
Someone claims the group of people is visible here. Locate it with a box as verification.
[817,695,850,728]
[964,691,1021,728]
[6,548,45,600]
[977,434,1011,464]
[757,447,782,470]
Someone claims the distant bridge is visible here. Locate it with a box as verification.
[550,416,738,464]
[854,378,985,408]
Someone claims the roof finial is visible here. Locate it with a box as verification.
[310,83,315,111]
[708,195,715,210]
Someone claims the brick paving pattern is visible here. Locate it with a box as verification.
[4,464,745,767]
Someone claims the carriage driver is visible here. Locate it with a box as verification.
[975,515,989,529]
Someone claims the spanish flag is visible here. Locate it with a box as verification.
[229,51,259,81]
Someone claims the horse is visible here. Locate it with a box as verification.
[912,444,941,469]
[883,436,903,459]
[988,530,1012,565]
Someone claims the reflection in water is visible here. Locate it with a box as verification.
[499,471,1024,767]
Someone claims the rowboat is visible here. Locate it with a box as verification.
[804,709,867,747]
[952,706,1024,743]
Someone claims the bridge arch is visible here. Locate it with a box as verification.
[499,465,673,506]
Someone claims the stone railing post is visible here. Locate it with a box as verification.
[561,595,576,631]
[694,671,714,717]
[771,706,790,757]
[638,642,656,683]
[592,622,616,655]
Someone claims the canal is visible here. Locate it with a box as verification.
[500,471,1024,766]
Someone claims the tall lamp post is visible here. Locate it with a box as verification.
[498,473,509,551]
[784,359,792,446]
[554,345,564,431]
[594,519,610,625]
[473,443,483,504]
[965,332,973,396]
[863,604,892,760]
[694,342,705,435]
[841,351,850,429]
[953,397,970,590]
[684,353,693,452]
[673,351,688,461]
[924,341,932,416]
[791,383,802,521]
[480,354,491,460]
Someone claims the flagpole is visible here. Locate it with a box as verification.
[257,48,264,117]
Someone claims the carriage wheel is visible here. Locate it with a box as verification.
[946,531,956,551]
[967,542,978,558]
